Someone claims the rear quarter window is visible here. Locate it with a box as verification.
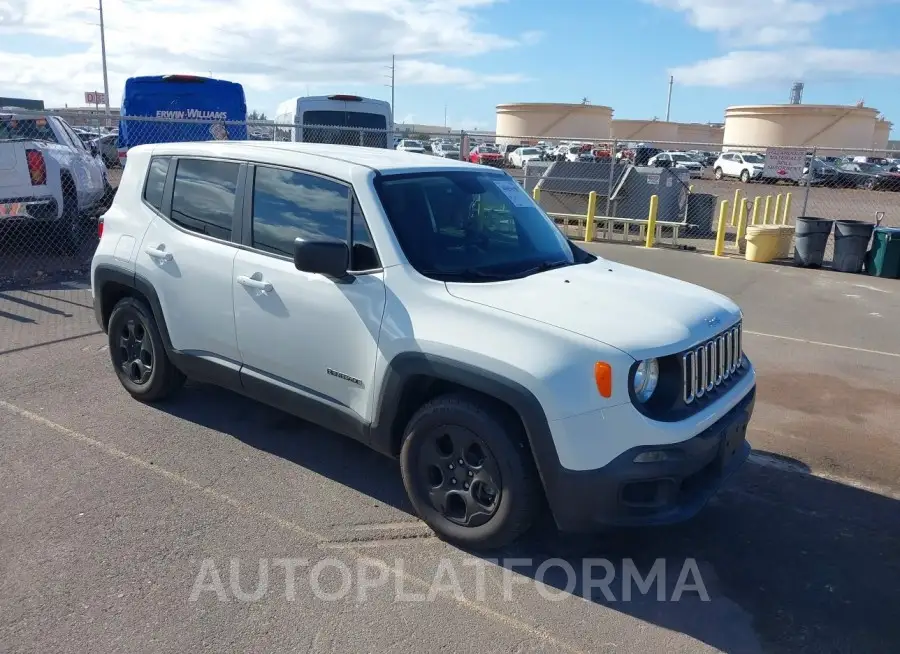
[143,157,171,211]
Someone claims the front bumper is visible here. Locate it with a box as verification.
[543,386,755,532]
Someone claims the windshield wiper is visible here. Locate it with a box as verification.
[420,268,511,282]
[513,260,574,277]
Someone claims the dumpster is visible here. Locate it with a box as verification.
[686,193,717,237]
[833,219,875,273]
[745,225,781,263]
[865,227,900,278]
[793,217,833,268]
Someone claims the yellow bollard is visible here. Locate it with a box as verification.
[781,192,792,225]
[584,191,598,242]
[645,194,659,248]
[532,186,541,204]
[736,198,749,249]
[689,185,694,194]
[751,196,761,225]
[773,194,783,225]
[763,195,772,224]
[714,199,729,257]
[731,189,742,226]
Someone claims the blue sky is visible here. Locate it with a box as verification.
[2,0,898,133]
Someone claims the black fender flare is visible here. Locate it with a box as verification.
[92,264,174,352]
[366,352,564,498]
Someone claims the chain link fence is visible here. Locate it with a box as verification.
[4,111,900,291]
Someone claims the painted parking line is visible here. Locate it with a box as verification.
[743,330,900,359]
[0,398,588,654]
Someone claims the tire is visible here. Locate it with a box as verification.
[107,297,185,402]
[864,177,877,191]
[714,167,724,180]
[400,392,542,550]
[52,182,81,255]
[740,169,751,183]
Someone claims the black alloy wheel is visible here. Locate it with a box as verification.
[116,316,154,386]
[415,425,502,528]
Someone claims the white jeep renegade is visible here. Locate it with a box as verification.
[91,141,755,550]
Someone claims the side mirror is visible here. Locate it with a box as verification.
[293,240,349,278]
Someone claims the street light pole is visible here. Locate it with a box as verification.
[98,0,111,121]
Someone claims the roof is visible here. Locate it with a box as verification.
[141,140,484,174]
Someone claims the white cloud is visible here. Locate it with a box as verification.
[0,0,531,107]
[642,0,849,46]
[671,48,900,87]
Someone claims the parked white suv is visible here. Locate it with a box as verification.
[713,152,766,183]
[648,152,704,178]
[91,141,755,550]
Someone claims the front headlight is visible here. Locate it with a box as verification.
[633,358,659,402]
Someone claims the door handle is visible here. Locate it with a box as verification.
[145,246,173,262]
[236,275,274,292]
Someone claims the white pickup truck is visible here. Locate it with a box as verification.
[0,111,113,252]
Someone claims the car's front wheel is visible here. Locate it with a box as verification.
[740,169,751,183]
[107,297,185,402]
[400,393,541,550]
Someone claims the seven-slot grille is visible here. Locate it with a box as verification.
[682,322,743,405]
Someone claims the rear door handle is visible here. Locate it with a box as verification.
[236,275,274,292]
[145,246,173,261]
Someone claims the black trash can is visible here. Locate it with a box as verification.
[833,220,875,273]
[794,217,834,268]
[686,193,717,237]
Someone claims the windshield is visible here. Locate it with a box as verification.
[857,162,881,173]
[742,154,764,164]
[374,171,576,281]
[670,153,690,162]
[520,148,539,155]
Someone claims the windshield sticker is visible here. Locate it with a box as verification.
[493,179,532,207]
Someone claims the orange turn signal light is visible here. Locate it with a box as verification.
[594,362,612,398]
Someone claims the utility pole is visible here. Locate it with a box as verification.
[444,104,447,128]
[98,0,111,122]
[665,75,674,122]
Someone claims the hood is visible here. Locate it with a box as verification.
[445,259,740,359]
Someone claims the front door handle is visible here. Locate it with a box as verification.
[145,246,173,262]
[236,275,274,293]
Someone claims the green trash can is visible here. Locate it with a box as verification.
[865,227,900,278]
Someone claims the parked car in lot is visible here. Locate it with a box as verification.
[839,162,900,190]
[713,152,766,183]
[799,158,838,186]
[508,146,543,168]
[469,144,504,167]
[395,139,426,154]
[432,142,460,159]
[0,110,113,252]
[92,141,755,550]
[91,133,120,168]
[647,152,704,178]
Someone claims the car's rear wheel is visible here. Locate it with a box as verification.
[714,167,724,180]
[107,297,185,402]
[400,393,541,550]
[52,184,82,255]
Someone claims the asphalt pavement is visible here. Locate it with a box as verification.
[1,244,899,653]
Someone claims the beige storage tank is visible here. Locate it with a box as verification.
[675,123,723,150]
[495,103,613,145]
[611,119,678,144]
[723,104,879,153]
[873,119,892,151]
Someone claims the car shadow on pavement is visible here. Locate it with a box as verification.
[160,384,899,654]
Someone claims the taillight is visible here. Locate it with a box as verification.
[98,217,104,239]
[26,149,46,185]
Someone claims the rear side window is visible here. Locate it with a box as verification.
[143,157,170,211]
[171,158,240,240]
